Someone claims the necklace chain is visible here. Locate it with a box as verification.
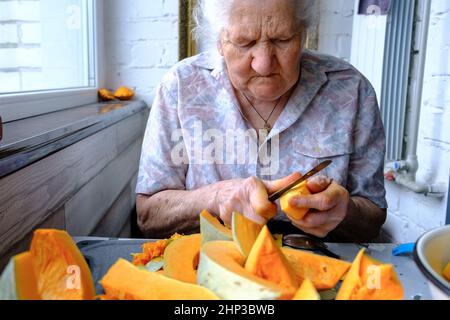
[240,92,282,133]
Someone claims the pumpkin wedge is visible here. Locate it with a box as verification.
[232,211,263,257]
[197,241,295,300]
[0,252,40,300]
[164,234,201,284]
[292,279,320,300]
[0,229,96,300]
[200,210,232,243]
[336,249,404,300]
[114,86,135,101]
[100,259,218,300]
[30,229,96,300]
[280,181,311,220]
[282,247,351,290]
[245,225,298,290]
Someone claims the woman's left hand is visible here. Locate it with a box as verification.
[287,176,350,238]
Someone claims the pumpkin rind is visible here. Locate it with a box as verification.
[292,279,320,300]
[197,241,294,300]
[245,226,298,290]
[280,181,311,220]
[200,210,232,243]
[282,247,351,290]
[232,211,263,257]
[163,234,201,284]
[100,259,218,300]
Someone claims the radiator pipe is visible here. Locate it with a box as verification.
[384,0,445,197]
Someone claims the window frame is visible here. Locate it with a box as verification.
[0,0,104,123]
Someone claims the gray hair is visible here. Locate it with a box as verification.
[193,0,318,48]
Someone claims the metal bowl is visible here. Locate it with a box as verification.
[414,225,450,300]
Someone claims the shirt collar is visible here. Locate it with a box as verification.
[193,49,352,142]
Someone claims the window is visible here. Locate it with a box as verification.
[0,0,101,122]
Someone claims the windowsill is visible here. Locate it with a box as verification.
[0,100,149,179]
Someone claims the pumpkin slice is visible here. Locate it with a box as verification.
[292,279,320,300]
[114,86,135,101]
[232,211,263,257]
[200,210,232,243]
[100,259,218,300]
[98,88,116,101]
[0,252,40,300]
[164,234,201,284]
[245,225,298,290]
[336,249,404,300]
[0,229,96,300]
[30,229,96,300]
[443,262,450,282]
[197,241,295,300]
[280,181,311,220]
[282,247,351,290]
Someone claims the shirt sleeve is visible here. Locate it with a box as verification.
[347,79,388,209]
[135,80,188,196]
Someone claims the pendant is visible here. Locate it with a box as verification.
[263,123,272,135]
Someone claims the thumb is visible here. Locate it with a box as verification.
[262,172,302,196]
[306,175,332,194]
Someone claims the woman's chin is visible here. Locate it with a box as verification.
[250,88,285,102]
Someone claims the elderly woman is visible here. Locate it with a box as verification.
[135,0,387,242]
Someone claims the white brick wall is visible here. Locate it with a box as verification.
[383,0,450,243]
[103,0,179,107]
[318,0,355,61]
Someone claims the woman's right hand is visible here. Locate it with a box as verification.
[211,173,301,226]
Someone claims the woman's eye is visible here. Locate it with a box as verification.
[274,38,291,45]
[237,41,256,48]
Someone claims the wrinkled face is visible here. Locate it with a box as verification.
[219,0,303,102]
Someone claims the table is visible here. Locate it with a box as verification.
[74,237,432,300]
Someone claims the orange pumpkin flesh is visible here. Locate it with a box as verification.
[280,181,311,220]
[163,234,201,284]
[100,259,218,300]
[197,241,295,300]
[245,226,298,291]
[282,247,351,290]
[13,252,40,300]
[232,211,263,257]
[292,279,320,300]
[336,249,403,300]
[114,86,135,101]
[200,210,232,243]
[443,263,450,282]
[30,229,96,300]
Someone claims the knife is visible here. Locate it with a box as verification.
[268,160,332,202]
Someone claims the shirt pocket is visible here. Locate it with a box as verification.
[291,132,354,185]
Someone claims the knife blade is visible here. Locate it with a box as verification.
[268,160,332,202]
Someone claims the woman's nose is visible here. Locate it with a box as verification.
[251,43,275,76]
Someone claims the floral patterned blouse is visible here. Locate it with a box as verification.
[136,50,388,219]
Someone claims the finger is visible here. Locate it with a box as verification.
[306,175,332,194]
[288,182,341,211]
[292,209,342,229]
[262,172,302,195]
[250,179,277,221]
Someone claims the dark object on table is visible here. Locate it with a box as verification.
[283,234,341,259]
